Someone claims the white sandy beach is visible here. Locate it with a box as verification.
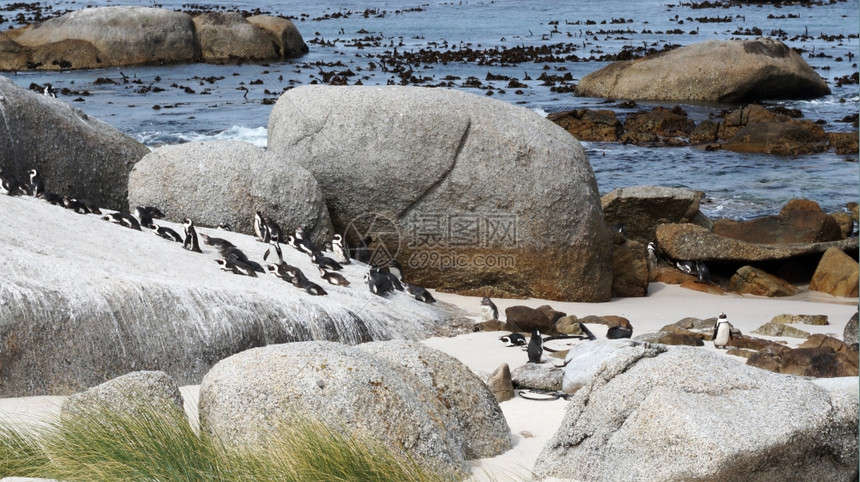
[1,283,856,481]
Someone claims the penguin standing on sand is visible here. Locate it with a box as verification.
[28,169,44,197]
[254,211,270,242]
[331,234,351,264]
[647,242,658,269]
[263,234,283,264]
[182,217,202,253]
[480,296,499,321]
[527,329,544,363]
[712,313,734,349]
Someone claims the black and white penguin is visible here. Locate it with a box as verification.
[331,234,351,264]
[320,267,350,286]
[312,251,343,271]
[299,279,327,296]
[263,236,284,265]
[388,259,405,282]
[373,266,404,291]
[354,236,373,264]
[215,258,257,277]
[480,295,499,321]
[647,242,658,269]
[253,211,270,242]
[62,196,89,214]
[267,263,305,283]
[696,260,711,284]
[244,259,265,273]
[182,217,202,253]
[69,197,101,214]
[217,222,233,231]
[676,260,696,276]
[200,233,234,249]
[102,212,141,230]
[294,227,317,256]
[150,223,183,242]
[133,206,164,228]
[365,269,394,296]
[527,329,544,363]
[43,83,56,98]
[404,282,435,303]
[606,325,633,339]
[28,169,44,197]
[500,333,527,346]
[0,170,19,196]
[712,313,733,349]
[219,245,249,263]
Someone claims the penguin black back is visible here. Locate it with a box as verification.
[527,329,543,363]
[183,218,202,253]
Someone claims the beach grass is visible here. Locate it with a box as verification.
[0,399,456,481]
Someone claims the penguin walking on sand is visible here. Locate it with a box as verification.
[527,329,544,363]
[331,234,351,264]
[712,313,733,349]
[500,333,527,346]
[182,217,202,253]
[481,295,499,321]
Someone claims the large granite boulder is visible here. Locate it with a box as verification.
[845,312,859,347]
[246,15,308,59]
[600,185,708,244]
[127,140,332,242]
[547,109,623,142]
[728,265,799,297]
[610,238,649,297]
[0,75,149,210]
[267,85,612,301]
[809,247,859,298]
[193,12,278,62]
[713,199,844,244]
[198,341,511,475]
[0,193,462,396]
[656,223,859,263]
[7,7,200,67]
[576,38,830,102]
[535,346,858,480]
[61,371,185,420]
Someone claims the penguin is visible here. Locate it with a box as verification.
[150,223,183,242]
[365,269,394,296]
[263,236,283,265]
[182,217,202,253]
[267,263,305,283]
[0,170,19,196]
[312,251,343,271]
[62,196,89,214]
[253,211,270,242]
[217,222,233,231]
[712,312,733,349]
[372,266,404,291]
[647,242,658,269]
[294,227,317,256]
[480,295,499,321]
[200,233,234,249]
[696,260,711,284]
[354,236,373,264]
[500,333,527,346]
[69,197,101,214]
[102,212,141,230]
[388,259,404,282]
[606,325,633,339]
[299,279,327,296]
[215,258,257,277]
[133,206,164,228]
[244,259,265,273]
[320,267,350,286]
[404,282,435,303]
[527,329,544,363]
[43,83,56,98]
[331,234,351,264]
[676,260,696,276]
[219,245,249,263]
[28,169,44,197]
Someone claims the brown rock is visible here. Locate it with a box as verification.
[623,106,696,138]
[751,321,810,339]
[799,334,858,362]
[504,306,554,333]
[779,348,859,378]
[679,279,726,295]
[535,305,567,324]
[809,247,859,298]
[689,119,720,144]
[555,315,583,336]
[844,312,858,346]
[729,266,798,297]
[659,324,710,341]
[246,15,309,59]
[487,363,514,403]
[717,104,791,140]
[725,348,758,359]
[634,331,703,346]
[851,203,859,222]
[611,239,649,297]
[830,211,854,239]
[548,109,623,142]
[728,334,782,351]
[651,265,698,284]
[656,223,859,263]
[603,316,633,330]
[474,320,505,332]
[713,207,843,244]
[193,12,278,62]
[0,32,28,70]
[769,314,829,326]
[722,121,828,155]
[601,185,707,244]
[746,344,791,373]
[28,39,104,70]
[827,131,859,155]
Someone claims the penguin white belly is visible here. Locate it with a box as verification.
[714,325,731,346]
[480,305,495,322]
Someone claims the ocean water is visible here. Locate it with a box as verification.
[1,0,857,220]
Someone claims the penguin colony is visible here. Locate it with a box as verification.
[0,168,436,303]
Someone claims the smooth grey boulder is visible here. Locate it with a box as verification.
[601,185,709,244]
[199,341,509,475]
[0,193,462,396]
[535,347,858,481]
[561,339,662,394]
[127,140,332,242]
[193,12,277,61]
[845,312,859,346]
[510,363,564,391]
[267,85,612,301]
[357,341,512,459]
[247,15,308,59]
[577,38,830,103]
[61,371,184,420]
[0,75,149,210]
[8,7,200,67]
[656,223,859,263]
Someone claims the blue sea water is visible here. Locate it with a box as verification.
[1,0,857,220]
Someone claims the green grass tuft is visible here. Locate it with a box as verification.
[0,398,458,482]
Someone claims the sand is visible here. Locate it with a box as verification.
[1,283,856,481]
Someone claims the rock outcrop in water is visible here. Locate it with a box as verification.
[127,140,333,244]
[267,85,612,302]
[576,38,830,103]
[0,75,149,211]
[0,194,464,397]
[0,6,308,70]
